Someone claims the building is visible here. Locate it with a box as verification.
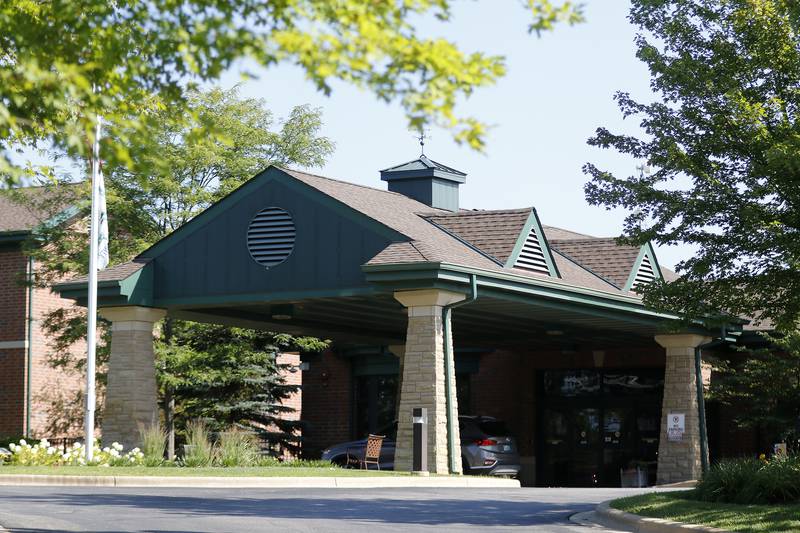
[55,157,764,486]
[0,186,85,440]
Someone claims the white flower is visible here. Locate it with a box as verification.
[131,448,140,454]
[73,442,82,449]
[47,447,56,455]
[19,439,26,446]
[129,457,136,463]
[40,439,49,447]
[112,442,123,451]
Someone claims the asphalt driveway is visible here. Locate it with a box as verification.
[0,486,652,532]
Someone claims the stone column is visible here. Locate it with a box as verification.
[654,333,711,484]
[99,306,166,449]
[393,289,465,474]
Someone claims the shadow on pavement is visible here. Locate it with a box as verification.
[0,492,595,528]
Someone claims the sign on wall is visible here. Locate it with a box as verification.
[667,412,685,442]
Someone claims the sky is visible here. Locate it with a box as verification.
[214,0,690,270]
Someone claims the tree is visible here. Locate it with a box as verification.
[1,0,583,184]
[583,1,800,331]
[19,87,334,438]
[158,324,327,452]
[709,331,800,449]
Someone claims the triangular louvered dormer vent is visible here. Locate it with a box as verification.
[247,207,296,269]
[632,254,656,288]
[513,226,551,275]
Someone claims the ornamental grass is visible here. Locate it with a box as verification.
[694,455,800,504]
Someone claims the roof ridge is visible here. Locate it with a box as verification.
[281,166,450,206]
[426,207,533,217]
[550,237,622,244]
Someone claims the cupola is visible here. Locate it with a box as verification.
[380,155,466,212]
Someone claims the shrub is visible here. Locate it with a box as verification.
[182,420,215,467]
[0,439,144,467]
[216,429,260,467]
[138,424,167,467]
[694,455,800,504]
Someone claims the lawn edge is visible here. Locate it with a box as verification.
[0,474,520,489]
[594,499,731,533]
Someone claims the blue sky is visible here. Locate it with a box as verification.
[217,0,690,270]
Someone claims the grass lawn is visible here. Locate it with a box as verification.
[0,466,408,477]
[612,491,800,533]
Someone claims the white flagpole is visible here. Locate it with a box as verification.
[85,116,102,462]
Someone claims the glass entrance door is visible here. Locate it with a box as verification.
[538,369,664,487]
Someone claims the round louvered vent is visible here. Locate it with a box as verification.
[247,207,296,268]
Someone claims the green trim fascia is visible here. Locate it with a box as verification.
[56,262,154,307]
[504,208,560,278]
[152,286,383,308]
[141,167,406,259]
[0,231,30,243]
[39,205,80,232]
[364,261,690,324]
[623,242,663,291]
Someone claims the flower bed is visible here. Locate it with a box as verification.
[1,439,144,467]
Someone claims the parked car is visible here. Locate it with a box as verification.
[321,415,520,477]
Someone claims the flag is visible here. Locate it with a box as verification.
[96,167,109,270]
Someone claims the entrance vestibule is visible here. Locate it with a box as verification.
[538,368,664,487]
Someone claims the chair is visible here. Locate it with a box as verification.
[350,434,385,470]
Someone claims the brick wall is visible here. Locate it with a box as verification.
[274,352,302,459]
[0,247,29,437]
[29,276,87,438]
[0,245,87,439]
[300,349,352,458]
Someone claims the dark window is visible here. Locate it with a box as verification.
[354,375,398,438]
[477,419,510,436]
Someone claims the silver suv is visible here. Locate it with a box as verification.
[320,415,520,477]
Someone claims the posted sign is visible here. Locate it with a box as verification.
[667,413,685,442]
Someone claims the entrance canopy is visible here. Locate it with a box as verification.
[56,165,723,348]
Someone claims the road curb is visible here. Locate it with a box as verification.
[593,500,730,533]
[0,474,520,489]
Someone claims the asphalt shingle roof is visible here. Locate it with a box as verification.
[62,167,656,300]
[0,184,79,233]
[425,208,530,263]
[548,238,641,289]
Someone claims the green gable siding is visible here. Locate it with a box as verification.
[147,176,397,305]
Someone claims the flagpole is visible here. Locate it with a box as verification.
[85,117,101,462]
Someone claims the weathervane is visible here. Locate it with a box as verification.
[412,128,431,156]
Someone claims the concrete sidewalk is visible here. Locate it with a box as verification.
[0,473,520,489]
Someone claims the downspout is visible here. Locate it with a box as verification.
[25,256,34,438]
[442,274,478,474]
[694,328,727,475]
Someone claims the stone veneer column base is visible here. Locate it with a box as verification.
[655,333,710,485]
[98,306,166,450]
[393,290,465,474]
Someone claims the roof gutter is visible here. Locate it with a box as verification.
[25,256,34,438]
[695,328,733,475]
[442,273,477,474]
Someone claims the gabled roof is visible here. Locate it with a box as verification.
[424,208,530,263]
[0,183,81,235]
[58,165,665,302]
[547,238,642,289]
